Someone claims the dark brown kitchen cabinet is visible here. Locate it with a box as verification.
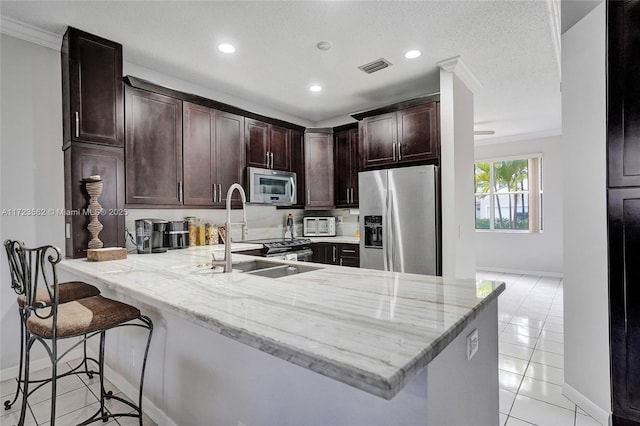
[608,2,640,424]
[183,101,245,207]
[125,86,183,206]
[305,131,334,209]
[311,243,359,267]
[334,125,359,207]
[62,27,123,147]
[245,118,290,171]
[290,129,305,207]
[64,143,125,258]
[360,102,439,169]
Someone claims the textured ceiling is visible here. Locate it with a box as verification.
[0,1,561,142]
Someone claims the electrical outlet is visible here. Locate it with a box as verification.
[466,329,479,360]
[337,216,344,224]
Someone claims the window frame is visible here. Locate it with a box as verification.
[474,154,543,233]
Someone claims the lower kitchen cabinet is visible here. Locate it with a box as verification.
[311,243,359,267]
[64,142,125,258]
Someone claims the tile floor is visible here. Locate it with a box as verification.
[1,272,604,426]
[0,359,156,426]
[477,271,603,426]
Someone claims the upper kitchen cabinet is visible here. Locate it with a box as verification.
[183,101,245,207]
[125,86,183,206]
[305,130,334,209]
[245,118,290,171]
[334,124,360,207]
[290,129,305,208]
[62,27,124,147]
[354,96,440,169]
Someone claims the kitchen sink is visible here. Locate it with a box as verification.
[195,260,321,278]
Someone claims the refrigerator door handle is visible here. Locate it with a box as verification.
[386,188,394,272]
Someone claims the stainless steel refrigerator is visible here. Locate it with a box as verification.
[359,165,441,275]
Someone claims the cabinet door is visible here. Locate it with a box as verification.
[305,132,335,209]
[125,86,183,205]
[609,188,640,423]
[609,1,640,187]
[361,112,396,168]
[334,129,351,207]
[290,129,305,207]
[63,27,123,146]
[350,129,360,205]
[215,111,245,207]
[270,125,291,171]
[397,103,438,162]
[64,143,124,258]
[245,118,269,169]
[183,102,214,206]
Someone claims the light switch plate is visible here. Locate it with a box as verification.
[467,328,479,360]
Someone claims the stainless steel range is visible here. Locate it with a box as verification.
[243,238,314,261]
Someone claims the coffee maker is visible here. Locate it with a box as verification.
[135,219,169,254]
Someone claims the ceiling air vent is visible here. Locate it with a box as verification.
[358,58,392,74]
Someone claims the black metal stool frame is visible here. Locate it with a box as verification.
[3,239,99,411]
[13,243,153,426]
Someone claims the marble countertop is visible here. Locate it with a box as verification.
[308,236,360,244]
[59,246,504,400]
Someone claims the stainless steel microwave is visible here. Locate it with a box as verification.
[247,167,296,205]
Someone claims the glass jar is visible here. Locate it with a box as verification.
[185,217,196,247]
[205,223,218,245]
[196,219,206,246]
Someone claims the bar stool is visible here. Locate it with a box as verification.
[3,239,101,411]
[9,242,153,426]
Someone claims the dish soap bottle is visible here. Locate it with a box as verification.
[355,215,361,239]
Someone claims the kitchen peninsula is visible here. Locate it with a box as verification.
[58,245,504,426]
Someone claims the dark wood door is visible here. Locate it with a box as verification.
[305,132,334,209]
[334,129,351,207]
[361,112,396,168]
[350,129,360,205]
[64,143,124,258]
[608,3,640,424]
[183,102,214,206]
[290,129,305,207]
[311,243,327,263]
[397,103,438,163]
[63,27,123,146]
[609,188,640,424]
[270,125,291,171]
[214,110,245,207]
[125,86,183,206]
[245,118,269,169]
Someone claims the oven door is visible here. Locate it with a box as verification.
[264,249,313,262]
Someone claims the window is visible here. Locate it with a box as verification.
[474,156,543,232]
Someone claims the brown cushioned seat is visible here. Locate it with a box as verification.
[16,281,100,308]
[26,296,141,339]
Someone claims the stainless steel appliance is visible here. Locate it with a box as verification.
[247,167,296,205]
[135,219,169,254]
[164,220,189,249]
[359,165,440,275]
[303,217,336,237]
[242,238,313,261]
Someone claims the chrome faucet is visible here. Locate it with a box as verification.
[219,183,247,272]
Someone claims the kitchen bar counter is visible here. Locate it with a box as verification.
[59,245,504,425]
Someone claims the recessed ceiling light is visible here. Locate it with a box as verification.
[218,43,236,54]
[316,41,331,51]
[309,85,322,92]
[404,50,422,59]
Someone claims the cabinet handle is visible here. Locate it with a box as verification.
[332,246,337,262]
[340,258,343,266]
[343,249,356,254]
[351,188,354,204]
[75,112,79,138]
[346,188,350,203]
[178,181,183,203]
[219,184,222,203]
[392,143,397,161]
[266,152,270,168]
[398,143,402,161]
[270,152,274,169]
[213,183,217,203]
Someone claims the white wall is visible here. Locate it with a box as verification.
[440,70,476,279]
[0,34,66,372]
[561,2,611,423]
[474,135,563,275]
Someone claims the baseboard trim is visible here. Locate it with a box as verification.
[477,266,563,278]
[563,381,612,426]
[0,347,85,381]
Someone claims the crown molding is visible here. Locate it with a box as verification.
[0,16,61,51]
[474,128,562,146]
[437,56,483,93]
